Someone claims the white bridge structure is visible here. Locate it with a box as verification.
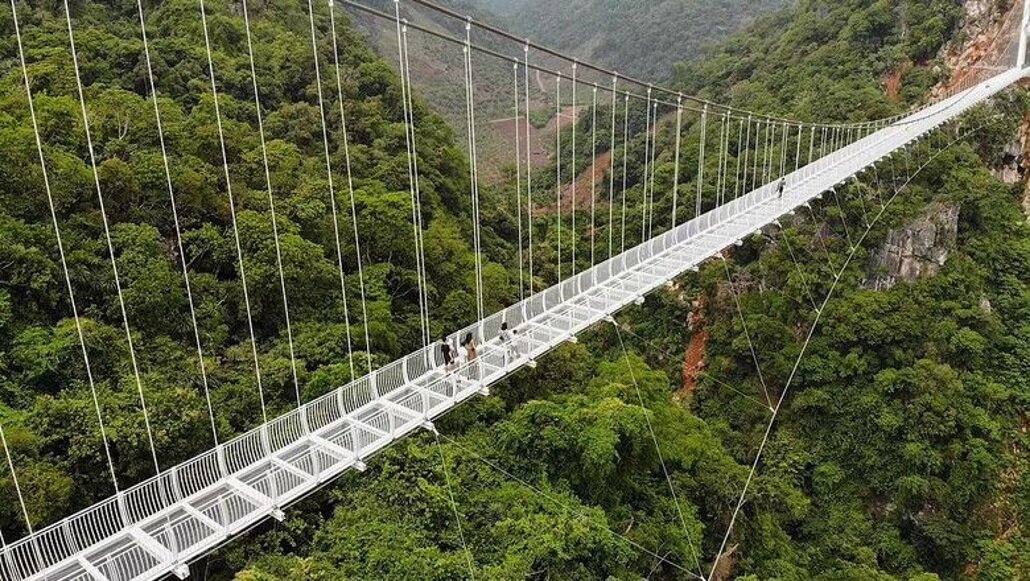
[2,1,1029,580]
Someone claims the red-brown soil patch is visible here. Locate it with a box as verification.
[679,327,708,396]
[882,66,905,101]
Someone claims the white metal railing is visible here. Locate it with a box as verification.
[1,66,1024,581]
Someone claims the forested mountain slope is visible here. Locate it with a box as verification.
[209,1,1028,580]
[0,0,514,531]
[469,0,792,81]
[674,0,975,118]
[0,0,1026,579]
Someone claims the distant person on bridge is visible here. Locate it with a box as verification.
[777,177,786,200]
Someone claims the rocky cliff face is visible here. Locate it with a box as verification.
[865,202,960,290]
[935,0,1030,218]
[933,0,1022,97]
[995,137,1025,185]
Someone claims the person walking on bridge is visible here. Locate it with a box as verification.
[777,177,786,200]
[499,321,520,366]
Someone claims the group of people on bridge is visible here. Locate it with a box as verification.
[438,322,521,371]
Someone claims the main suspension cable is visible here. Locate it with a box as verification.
[397,0,906,129]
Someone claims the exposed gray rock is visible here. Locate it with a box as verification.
[994,139,1024,184]
[865,202,959,290]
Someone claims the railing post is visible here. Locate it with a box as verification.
[336,385,347,423]
[116,491,131,530]
[215,443,229,478]
[370,370,380,399]
[303,405,320,477]
[299,405,310,437]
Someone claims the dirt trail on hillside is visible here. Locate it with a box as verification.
[487,104,585,174]
[534,150,614,216]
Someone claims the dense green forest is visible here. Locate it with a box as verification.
[0,0,514,529]
[0,0,1027,579]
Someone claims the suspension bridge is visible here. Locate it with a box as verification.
[1,0,1029,580]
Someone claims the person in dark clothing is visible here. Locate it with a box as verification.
[777,177,786,199]
[440,336,455,370]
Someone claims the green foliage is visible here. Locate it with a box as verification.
[1,1,1027,580]
[231,347,740,580]
[0,0,511,535]
[674,0,963,119]
[690,123,1030,578]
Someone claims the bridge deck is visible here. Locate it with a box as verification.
[2,68,1023,581]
